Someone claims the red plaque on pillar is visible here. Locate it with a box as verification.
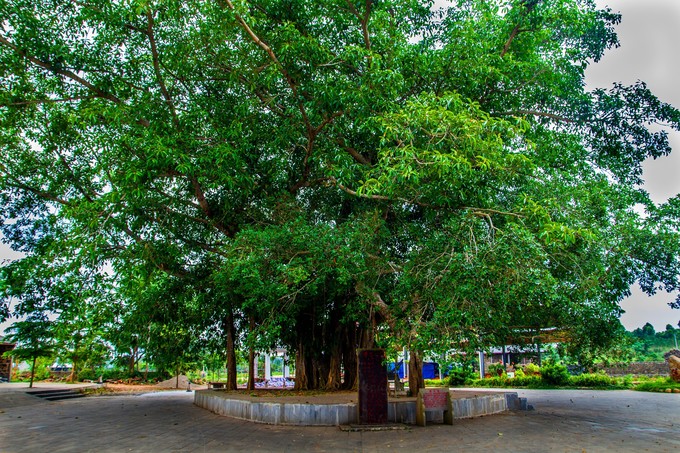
[358,349,388,424]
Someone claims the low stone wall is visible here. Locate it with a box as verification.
[194,390,518,426]
[451,393,509,418]
[594,362,668,376]
[194,391,356,425]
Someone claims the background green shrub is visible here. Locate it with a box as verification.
[509,375,543,387]
[523,363,541,376]
[488,363,506,376]
[634,377,680,392]
[569,373,615,388]
[424,378,448,387]
[448,368,476,386]
[473,376,508,387]
[540,361,570,385]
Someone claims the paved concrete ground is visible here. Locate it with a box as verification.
[0,384,678,452]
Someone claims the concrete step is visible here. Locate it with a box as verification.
[42,393,87,401]
[26,388,87,401]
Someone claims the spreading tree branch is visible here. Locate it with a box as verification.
[0,34,150,127]
[145,9,180,128]
[496,109,576,123]
[0,95,97,107]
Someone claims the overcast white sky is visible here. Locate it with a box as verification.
[587,0,680,331]
[2,0,679,334]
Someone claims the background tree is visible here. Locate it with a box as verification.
[3,316,54,388]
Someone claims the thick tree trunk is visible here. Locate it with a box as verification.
[132,345,140,373]
[325,344,342,390]
[29,356,36,388]
[293,340,308,390]
[312,354,323,389]
[247,348,256,390]
[359,325,375,350]
[128,350,135,375]
[393,359,405,395]
[341,322,358,390]
[225,311,238,390]
[324,300,346,391]
[247,315,256,391]
[408,350,424,396]
[68,356,79,383]
[294,302,317,390]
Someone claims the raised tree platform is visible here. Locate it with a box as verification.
[194,389,528,426]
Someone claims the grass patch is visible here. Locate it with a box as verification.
[467,373,639,390]
[470,376,548,389]
[424,379,448,387]
[569,373,629,389]
[633,377,680,393]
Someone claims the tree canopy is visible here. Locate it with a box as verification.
[1,0,679,390]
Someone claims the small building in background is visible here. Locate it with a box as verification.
[0,337,15,382]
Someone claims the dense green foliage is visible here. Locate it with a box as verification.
[543,322,680,364]
[1,0,679,390]
[470,371,625,389]
[627,323,680,361]
[469,367,678,392]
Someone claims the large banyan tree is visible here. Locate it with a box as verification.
[1,0,679,390]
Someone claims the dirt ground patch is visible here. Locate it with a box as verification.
[84,380,492,404]
[202,388,491,405]
[92,385,358,402]
[91,379,208,395]
[79,374,206,394]
[207,389,360,405]
[103,383,170,393]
